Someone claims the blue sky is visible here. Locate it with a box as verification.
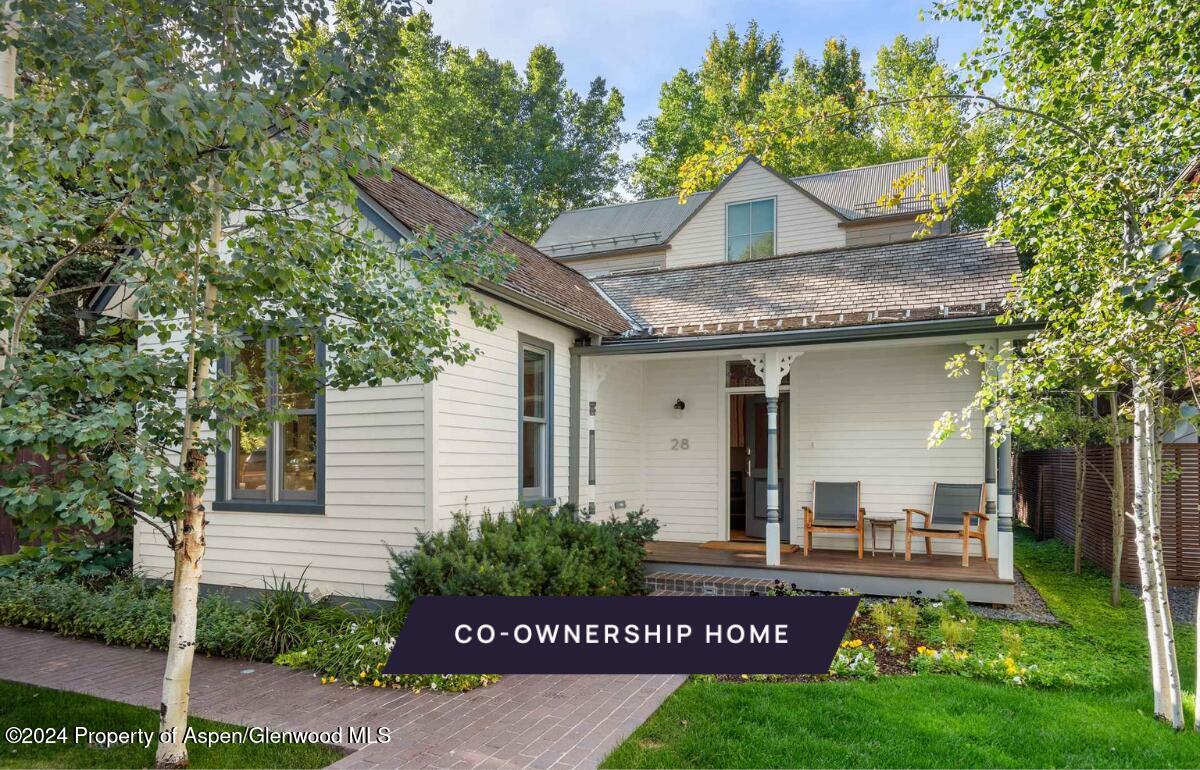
[425,1,984,162]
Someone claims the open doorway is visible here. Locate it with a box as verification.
[728,392,789,542]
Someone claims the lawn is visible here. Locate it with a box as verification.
[603,529,1200,769]
[0,680,343,769]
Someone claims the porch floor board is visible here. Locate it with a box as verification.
[645,541,1007,585]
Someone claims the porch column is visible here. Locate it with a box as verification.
[749,351,800,566]
[996,343,1015,580]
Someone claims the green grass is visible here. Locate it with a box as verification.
[603,529,1200,769]
[0,680,343,769]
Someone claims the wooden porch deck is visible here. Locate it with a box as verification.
[644,541,1013,603]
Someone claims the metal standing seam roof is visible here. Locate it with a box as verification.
[536,157,950,259]
[592,230,1017,340]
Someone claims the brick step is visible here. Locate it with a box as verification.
[645,571,781,597]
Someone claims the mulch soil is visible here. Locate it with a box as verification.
[710,614,925,683]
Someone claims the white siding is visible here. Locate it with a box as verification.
[789,344,989,553]
[561,249,667,278]
[588,342,987,553]
[593,357,723,541]
[843,217,949,247]
[590,360,645,516]
[133,341,430,600]
[434,293,575,525]
[666,160,845,268]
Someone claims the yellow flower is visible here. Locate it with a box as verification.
[373,679,382,687]
[320,677,327,685]
[359,671,367,678]
[868,643,875,650]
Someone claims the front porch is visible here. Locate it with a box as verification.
[643,540,1014,604]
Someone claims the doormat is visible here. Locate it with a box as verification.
[699,540,801,554]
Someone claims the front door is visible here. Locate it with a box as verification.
[743,394,789,541]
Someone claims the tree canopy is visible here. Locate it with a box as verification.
[348,7,626,241]
[634,23,1000,228]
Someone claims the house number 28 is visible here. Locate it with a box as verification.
[671,438,690,450]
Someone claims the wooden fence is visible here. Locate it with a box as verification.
[1017,443,1200,584]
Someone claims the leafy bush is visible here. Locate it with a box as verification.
[388,504,659,608]
[275,613,498,693]
[0,575,267,657]
[0,540,131,583]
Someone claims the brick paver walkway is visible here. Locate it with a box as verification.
[0,627,683,769]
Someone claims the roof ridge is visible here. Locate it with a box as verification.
[549,191,707,216]
[380,164,600,285]
[594,230,996,283]
[791,156,938,182]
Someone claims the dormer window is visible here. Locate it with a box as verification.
[726,198,775,261]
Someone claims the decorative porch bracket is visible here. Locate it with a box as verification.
[747,350,801,566]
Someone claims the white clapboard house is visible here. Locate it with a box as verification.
[110,156,1027,603]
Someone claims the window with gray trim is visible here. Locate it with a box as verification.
[218,336,324,512]
[519,340,552,501]
[726,198,775,261]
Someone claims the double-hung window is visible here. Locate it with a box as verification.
[519,337,553,503]
[726,198,776,261]
[217,336,324,513]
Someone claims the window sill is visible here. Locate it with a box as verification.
[211,501,325,515]
[519,496,557,508]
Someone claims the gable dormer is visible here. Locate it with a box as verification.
[665,157,846,268]
[536,157,951,277]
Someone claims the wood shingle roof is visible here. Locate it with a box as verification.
[354,169,632,334]
[593,231,1018,339]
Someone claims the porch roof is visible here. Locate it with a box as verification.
[593,231,1018,340]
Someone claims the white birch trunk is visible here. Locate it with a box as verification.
[1130,375,1184,728]
[155,209,220,767]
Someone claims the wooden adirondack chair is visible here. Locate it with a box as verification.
[802,481,865,559]
[903,482,988,567]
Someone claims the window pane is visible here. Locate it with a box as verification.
[233,425,268,496]
[727,202,751,236]
[522,348,546,418]
[727,234,752,262]
[522,421,543,494]
[278,337,317,411]
[281,414,317,498]
[751,231,775,257]
[752,199,774,233]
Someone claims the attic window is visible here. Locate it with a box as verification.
[726,198,775,261]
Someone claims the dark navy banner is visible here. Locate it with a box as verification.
[383,595,858,675]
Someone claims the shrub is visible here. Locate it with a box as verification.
[0,575,259,656]
[275,613,498,693]
[0,540,131,583]
[940,588,972,620]
[388,504,659,608]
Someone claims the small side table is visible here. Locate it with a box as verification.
[867,514,904,558]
